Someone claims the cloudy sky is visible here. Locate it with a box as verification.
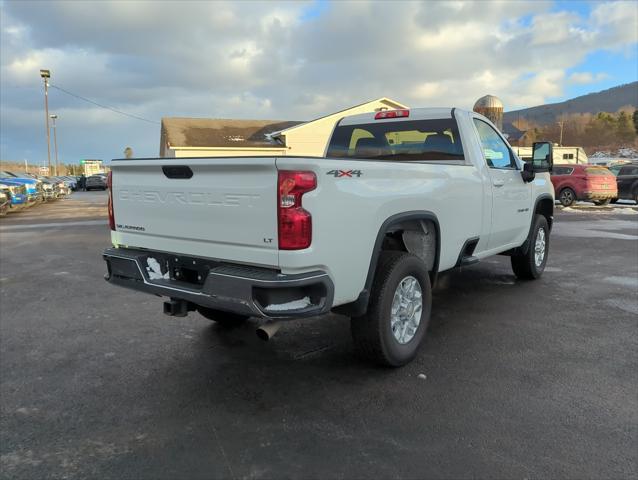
[1,0,637,166]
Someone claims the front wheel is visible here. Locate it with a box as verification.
[559,188,576,207]
[351,251,432,367]
[196,306,249,328]
[511,214,549,280]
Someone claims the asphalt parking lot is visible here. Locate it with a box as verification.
[1,191,637,479]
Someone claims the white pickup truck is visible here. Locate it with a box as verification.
[104,108,554,366]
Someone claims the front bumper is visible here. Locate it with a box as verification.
[103,247,334,320]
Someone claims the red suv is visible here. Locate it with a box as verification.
[551,164,617,206]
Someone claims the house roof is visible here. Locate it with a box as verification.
[162,117,303,148]
[502,121,525,141]
[270,97,409,137]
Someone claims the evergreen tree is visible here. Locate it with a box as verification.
[617,111,636,143]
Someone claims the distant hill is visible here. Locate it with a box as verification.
[504,82,638,125]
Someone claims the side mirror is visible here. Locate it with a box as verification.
[532,142,553,172]
[521,162,535,183]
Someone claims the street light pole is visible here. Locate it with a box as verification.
[557,121,564,147]
[50,114,59,175]
[40,69,52,175]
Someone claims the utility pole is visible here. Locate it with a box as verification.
[50,114,59,175]
[24,159,28,174]
[40,69,52,175]
[557,120,564,147]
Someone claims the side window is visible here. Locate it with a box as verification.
[472,118,516,169]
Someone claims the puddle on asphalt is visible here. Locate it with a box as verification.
[553,219,638,240]
[603,276,638,288]
[604,298,638,315]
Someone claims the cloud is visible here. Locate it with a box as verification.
[569,72,611,85]
[0,0,636,163]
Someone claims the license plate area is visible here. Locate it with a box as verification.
[167,256,210,286]
[143,252,214,287]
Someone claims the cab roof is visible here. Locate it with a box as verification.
[337,107,463,126]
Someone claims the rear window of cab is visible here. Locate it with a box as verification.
[326,118,464,162]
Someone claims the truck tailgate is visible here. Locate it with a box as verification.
[110,158,279,267]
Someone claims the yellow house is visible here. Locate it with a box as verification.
[160,98,408,158]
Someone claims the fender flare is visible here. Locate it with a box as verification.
[332,211,440,317]
[517,194,554,255]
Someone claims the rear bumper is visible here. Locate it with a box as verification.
[103,247,334,320]
[581,190,617,200]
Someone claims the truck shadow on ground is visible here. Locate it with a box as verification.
[143,260,542,404]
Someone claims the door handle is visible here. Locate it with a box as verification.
[493,180,505,187]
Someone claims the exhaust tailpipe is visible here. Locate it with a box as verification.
[256,321,281,341]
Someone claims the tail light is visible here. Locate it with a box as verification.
[278,170,316,250]
[107,171,115,231]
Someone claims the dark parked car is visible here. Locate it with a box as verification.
[551,164,617,206]
[610,162,638,203]
[86,175,107,191]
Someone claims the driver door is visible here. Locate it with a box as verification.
[473,118,531,250]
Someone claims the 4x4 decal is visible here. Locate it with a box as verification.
[326,169,362,178]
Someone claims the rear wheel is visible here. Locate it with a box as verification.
[559,188,576,207]
[351,251,432,367]
[511,214,549,280]
[593,199,611,206]
[197,307,249,328]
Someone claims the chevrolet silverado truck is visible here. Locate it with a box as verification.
[103,108,554,366]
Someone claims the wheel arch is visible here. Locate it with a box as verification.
[332,211,440,317]
[534,194,554,231]
[511,194,553,256]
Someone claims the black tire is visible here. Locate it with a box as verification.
[511,214,549,280]
[351,251,432,367]
[610,198,618,204]
[196,306,249,328]
[559,187,576,207]
[593,199,611,206]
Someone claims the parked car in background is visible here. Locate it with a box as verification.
[0,171,42,204]
[60,176,78,191]
[0,188,9,216]
[0,181,29,210]
[609,162,638,204]
[34,176,57,200]
[551,164,617,206]
[43,177,70,198]
[86,175,107,191]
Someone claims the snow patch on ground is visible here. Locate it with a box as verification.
[561,207,637,215]
[591,147,638,159]
[146,257,169,280]
[266,296,311,311]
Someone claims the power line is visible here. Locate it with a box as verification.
[49,84,160,125]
